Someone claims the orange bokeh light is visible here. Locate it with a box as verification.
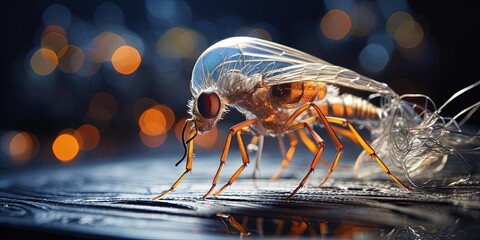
[52,133,79,162]
[30,48,58,76]
[320,9,352,40]
[139,107,167,136]
[41,31,68,57]
[155,104,175,131]
[111,45,141,75]
[9,132,38,165]
[74,124,100,151]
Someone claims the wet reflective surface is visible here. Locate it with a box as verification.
[1,147,479,239]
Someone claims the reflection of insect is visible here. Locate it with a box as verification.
[154,37,480,201]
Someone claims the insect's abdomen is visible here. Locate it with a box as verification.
[316,94,380,120]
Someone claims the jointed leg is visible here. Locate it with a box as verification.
[213,130,250,196]
[285,122,327,201]
[326,117,410,190]
[153,128,195,200]
[203,119,257,199]
[283,103,344,201]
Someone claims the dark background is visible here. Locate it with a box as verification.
[1,0,479,169]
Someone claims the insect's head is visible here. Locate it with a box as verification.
[190,91,225,134]
[175,90,225,166]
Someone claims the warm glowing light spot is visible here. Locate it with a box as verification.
[52,133,79,162]
[157,27,199,58]
[174,118,218,150]
[320,9,351,40]
[57,45,85,73]
[92,32,127,61]
[111,45,141,75]
[74,124,100,151]
[132,97,158,120]
[9,132,38,165]
[394,20,424,49]
[386,11,414,37]
[139,107,167,136]
[41,25,67,41]
[155,104,175,131]
[140,131,167,148]
[41,32,68,57]
[31,48,58,76]
[88,92,118,121]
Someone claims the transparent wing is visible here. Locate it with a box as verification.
[229,37,395,95]
[191,37,396,96]
[262,63,396,96]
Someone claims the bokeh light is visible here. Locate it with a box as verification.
[88,92,118,122]
[94,2,124,26]
[42,4,71,29]
[52,133,79,162]
[30,48,58,76]
[41,30,68,57]
[74,124,100,151]
[156,27,205,59]
[359,44,390,73]
[57,45,85,73]
[139,107,167,136]
[320,9,351,40]
[111,45,141,75]
[145,0,192,26]
[394,20,424,49]
[387,12,424,49]
[8,132,39,165]
[92,32,127,61]
[349,3,376,37]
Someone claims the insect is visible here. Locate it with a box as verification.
[154,37,480,201]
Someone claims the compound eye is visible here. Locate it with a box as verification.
[197,92,221,119]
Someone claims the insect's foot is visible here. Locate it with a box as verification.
[203,185,216,200]
[213,183,230,196]
[152,190,171,200]
[286,186,302,202]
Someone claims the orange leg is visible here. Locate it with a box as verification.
[153,128,195,200]
[325,117,411,190]
[283,103,344,201]
[297,128,332,168]
[203,119,257,199]
[217,213,250,236]
[286,122,327,201]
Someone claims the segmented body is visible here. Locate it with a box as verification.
[155,37,479,201]
[191,37,385,136]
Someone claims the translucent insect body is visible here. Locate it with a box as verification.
[154,37,480,201]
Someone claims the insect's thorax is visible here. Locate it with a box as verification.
[220,79,332,135]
